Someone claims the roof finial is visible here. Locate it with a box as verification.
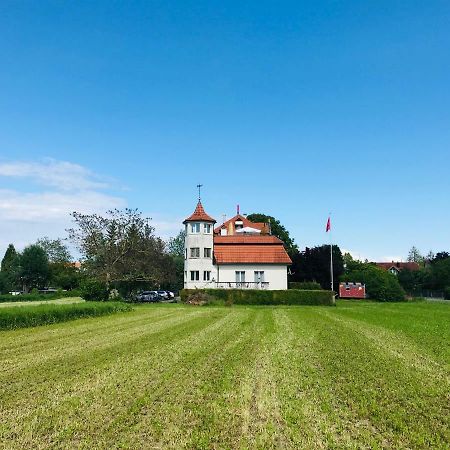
[196,184,203,201]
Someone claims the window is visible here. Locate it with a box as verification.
[190,271,200,281]
[190,247,200,258]
[191,223,200,233]
[204,223,212,233]
[235,271,245,282]
[203,271,211,281]
[185,248,187,260]
[204,247,211,258]
[254,271,265,283]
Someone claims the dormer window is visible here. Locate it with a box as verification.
[235,220,244,230]
[191,223,200,233]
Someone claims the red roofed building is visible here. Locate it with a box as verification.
[183,201,291,290]
[375,261,420,275]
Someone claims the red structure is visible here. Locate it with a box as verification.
[339,282,366,299]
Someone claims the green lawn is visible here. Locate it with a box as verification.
[1,301,449,449]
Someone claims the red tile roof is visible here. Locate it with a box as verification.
[214,214,269,234]
[214,235,284,245]
[375,262,420,271]
[183,201,216,223]
[214,244,292,264]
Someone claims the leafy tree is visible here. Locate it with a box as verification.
[167,230,186,258]
[342,264,405,301]
[428,258,450,290]
[0,272,8,294]
[1,244,17,272]
[36,237,72,264]
[67,209,176,295]
[433,251,449,263]
[35,237,82,290]
[397,268,426,295]
[407,246,424,264]
[246,213,298,255]
[20,245,50,292]
[290,244,344,291]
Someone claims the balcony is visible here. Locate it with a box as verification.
[214,281,270,290]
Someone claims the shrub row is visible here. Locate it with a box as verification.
[289,281,323,290]
[0,290,81,303]
[180,289,335,306]
[0,301,132,330]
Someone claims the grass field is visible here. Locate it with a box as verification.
[1,301,449,449]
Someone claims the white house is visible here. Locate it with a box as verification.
[183,201,291,290]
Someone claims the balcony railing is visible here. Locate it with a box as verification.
[214,282,270,290]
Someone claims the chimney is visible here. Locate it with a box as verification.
[237,204,240,215]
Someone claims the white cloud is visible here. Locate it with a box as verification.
[0,158,127,256]
[0,189,125,222]
[379,255,404,263]
[0,158,112,191]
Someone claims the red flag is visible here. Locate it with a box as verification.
[326,217,331,232]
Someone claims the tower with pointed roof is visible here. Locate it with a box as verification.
[183,200,217,289]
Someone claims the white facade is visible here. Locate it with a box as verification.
[215,264,288,290]
[184,221,217,289]
[183,203,291,290]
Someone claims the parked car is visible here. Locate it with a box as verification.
[156,290,175,300]
[135,291,162,303]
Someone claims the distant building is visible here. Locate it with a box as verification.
[374,261,420,276]
[339,282,366,299]
[183,201,291,290]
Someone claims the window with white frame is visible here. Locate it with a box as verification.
[190,271,200,281]
[204,247,211,258]
[254,271,265,283]
[190,247,200,258]
[204,223,212,233]
[235,271,245,282]
[203,271,211,281]
[191,223,200,233]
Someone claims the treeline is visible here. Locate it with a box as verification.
[0,209,185,299]
[249,213,450,301]
[0,238,82,294]
[397,250,450,298]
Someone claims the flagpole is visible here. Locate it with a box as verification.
[329,212,333,292]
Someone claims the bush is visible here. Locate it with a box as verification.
[0,301,132,330]
[289,281,323,290]
[80,279,109,301]
[342,264,405,302]
[180,289,335,306]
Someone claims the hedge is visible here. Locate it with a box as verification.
[180,289,335,306]
[0,290,81,303]
[289,281,323,290]
[0,301,132,330]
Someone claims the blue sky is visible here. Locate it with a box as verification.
[1,1,449,261]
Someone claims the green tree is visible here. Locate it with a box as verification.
[36,237,72,264]
[433,251,449,263]
[397,268,425,296]
[20,245,50,292]
[1,244,17,272]
[407,246,424,265]
[67,209,176,296]
[167,230,186,258]
[290,244,344,291]
[1,244,22,291]
[342,263,405,301]
[246,213,298,255]
[428,258,450,290]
